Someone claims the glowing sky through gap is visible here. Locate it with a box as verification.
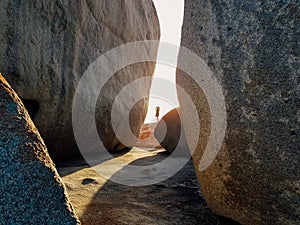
[144,0,184,123]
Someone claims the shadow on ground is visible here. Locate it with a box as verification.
[58,148,241,225]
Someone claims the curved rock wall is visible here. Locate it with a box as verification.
[154,108,188,154]
[0,0,160,159]
[177,1,300,224]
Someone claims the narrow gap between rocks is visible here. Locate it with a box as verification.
[57,1,239,224]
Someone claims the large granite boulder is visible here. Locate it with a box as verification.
[0,0,160,159]
[177,1,300,225]
[154,108,188,154]
[0,73,79,224]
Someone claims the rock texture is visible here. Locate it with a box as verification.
[177,1,300,225]
[0,0,160,159]
[154,108,188,154]
[0,74,79,224]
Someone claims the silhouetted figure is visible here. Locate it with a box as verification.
[155,106,160,122]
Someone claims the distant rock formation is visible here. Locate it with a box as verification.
[0,73,79,224]
[154,108,188,154]
[178,1,300,225]
[136,123,161,149]
[0,0,160,159]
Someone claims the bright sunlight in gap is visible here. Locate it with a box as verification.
[144,0,184,123]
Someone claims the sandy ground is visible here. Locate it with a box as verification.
[57,148,240,225]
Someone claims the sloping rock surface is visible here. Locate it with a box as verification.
[0,73,79,224]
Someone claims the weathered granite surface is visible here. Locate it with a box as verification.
[177,1,300,224]
[0,0,160,159]
[0,73,79,224]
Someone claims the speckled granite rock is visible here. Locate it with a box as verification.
[177,1,300,224]
[0,0,160,159]
[0,74,79,224]
[154,108,188,154]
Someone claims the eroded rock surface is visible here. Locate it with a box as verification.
[0,73,79,224]
[0,0,160,159]
[177,1,300,224]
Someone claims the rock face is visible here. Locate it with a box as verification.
[0,74,79,224]
[0,0,160,159]
[154,108,188,154]
[177,1,300,225]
